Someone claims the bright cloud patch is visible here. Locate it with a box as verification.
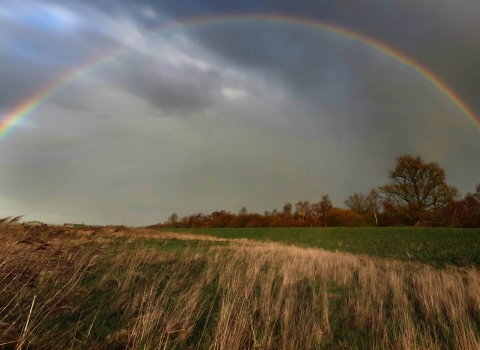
[221,87,247,100]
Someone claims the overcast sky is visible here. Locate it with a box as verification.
[1,0,479,225]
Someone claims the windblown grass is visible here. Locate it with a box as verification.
[0,221,479,349]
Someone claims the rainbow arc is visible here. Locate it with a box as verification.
[1,14,478,141]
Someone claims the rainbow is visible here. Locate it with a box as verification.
[1,13,479,140]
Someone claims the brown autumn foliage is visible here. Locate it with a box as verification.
[326,208,366,227]
[158,155,479,228]
[452,184,480,228]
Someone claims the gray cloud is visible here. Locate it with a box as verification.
[155,0,480,118]
[112,54,222,115]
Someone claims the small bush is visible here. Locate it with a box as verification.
[327,208,366,227]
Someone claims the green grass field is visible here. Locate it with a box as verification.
[153,227,480,267]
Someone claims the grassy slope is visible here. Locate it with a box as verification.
[2,226,480,349]
[153,227,480,267]
[0,235,227,350]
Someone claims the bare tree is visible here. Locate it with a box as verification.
[367,189,380,227]
[295,200,310,221]
[345,193,369,214]
[239,207,248,216]
[310,202,323,220]
[167,213,178,224]
[379,155,459,224]
[282,203,292,216]
[457,183,480,227]
[320,195,333,227]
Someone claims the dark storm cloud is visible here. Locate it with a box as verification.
[154,0,480,118]
[169,23,358,97]
[110,54,222,115]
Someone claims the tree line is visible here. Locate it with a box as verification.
[158,155,480,228]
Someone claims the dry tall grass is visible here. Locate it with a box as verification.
[0,222,479,349]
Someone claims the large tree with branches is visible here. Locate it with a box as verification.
[379,155,459,224]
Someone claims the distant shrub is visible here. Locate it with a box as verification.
[414,220,431,227]
[327,208,366,227]
[245,220,263,228]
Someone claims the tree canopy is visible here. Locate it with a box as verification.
[345,193,369,214]
[379,155,459,224]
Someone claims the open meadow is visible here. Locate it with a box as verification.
[1,223,480,349]
[152,227,480,268]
